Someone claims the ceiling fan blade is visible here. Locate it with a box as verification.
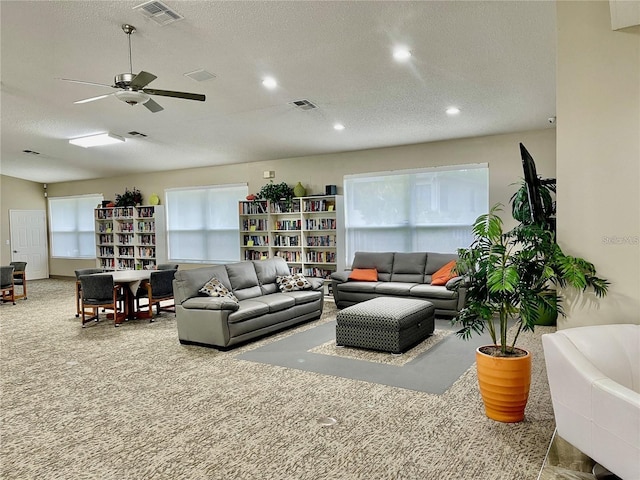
[130,71,157,89]
[74,93,114,104]
[58,78,113,89]
[142,88,205,102]
[143,97,164,113]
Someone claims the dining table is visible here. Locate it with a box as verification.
[95,270,153,323]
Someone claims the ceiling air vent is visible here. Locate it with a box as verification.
[22,149,40,155]
[184,69,217,82]
[127,131,148,137]
[133,1,184,26]
[290,99,318,111]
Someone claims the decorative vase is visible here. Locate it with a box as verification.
[293,182,307,197]
[149,193,160,206]
[475,346,531,423]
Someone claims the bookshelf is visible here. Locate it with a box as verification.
[239,195,344,279]
[95,205,166,270]
[301,196,344,279]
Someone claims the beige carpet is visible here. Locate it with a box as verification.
[1,279,556,480]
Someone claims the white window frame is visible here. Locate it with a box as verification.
[343,164,488,265]
[48,194,103,259]
[165,183,248,263]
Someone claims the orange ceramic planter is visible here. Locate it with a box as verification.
[475,346,532,423]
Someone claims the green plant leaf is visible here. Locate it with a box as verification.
[487,266,518,293]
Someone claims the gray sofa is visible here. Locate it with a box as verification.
[174,257,324,349]
[330,251,466,316]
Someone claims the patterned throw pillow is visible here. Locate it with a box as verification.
[199,277,239,302]
[276,273,312,292]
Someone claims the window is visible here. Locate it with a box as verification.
[165,184,248,263]
[49,194,103,258]
[344,164,488,263]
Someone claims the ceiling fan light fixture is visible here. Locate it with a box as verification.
[69,133,125,148]
[115,90,150,105]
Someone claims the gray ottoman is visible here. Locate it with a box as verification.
[336,297,435,354]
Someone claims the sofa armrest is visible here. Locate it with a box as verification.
[330,271,351,283]
[181,296,240,311]
[445,275,463,290]
[308,277,325,290]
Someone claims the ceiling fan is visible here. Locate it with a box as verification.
[60,24,205,113]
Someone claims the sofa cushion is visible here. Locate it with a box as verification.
[337,281,380,293]
[253,257,291,295]
[425,253,458,283]
[391,252,427,283]
[430,260,457,286]
[227,299,270,323]
[276,273,312,292]
[352,252,394,282]
[348,268,378,282]
[375,282,419,296]
[253,293,296,313]
[226,262,262,300]
[283,289,323,305]
[173,265,230,303]
[409,284,458,300]
[199,277,239,302]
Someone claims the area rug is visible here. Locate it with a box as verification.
[0,279,556,480]
[237,302,501,394]
[309,329,452,366]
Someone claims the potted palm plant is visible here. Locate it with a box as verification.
[456,204,609,422]
[510,179,559,325]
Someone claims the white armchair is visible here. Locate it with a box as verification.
[542,324,640,480]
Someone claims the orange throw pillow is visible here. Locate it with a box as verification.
[348,268,378,282]
[430,260,457,286]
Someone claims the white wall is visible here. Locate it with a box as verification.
[557,1,640,327]
[0,175,47,264]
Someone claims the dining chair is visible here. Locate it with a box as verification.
[156,263,179,270]
[74,268,104,317]
[136,269,176,321]
[1,266,16,305]
[79,274,125,327]
[10,261,27,300]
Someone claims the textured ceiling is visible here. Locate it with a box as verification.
[0,1,556,183]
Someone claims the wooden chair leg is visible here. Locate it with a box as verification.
[75,281,82,317]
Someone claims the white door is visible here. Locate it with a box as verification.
[9,210,49,280]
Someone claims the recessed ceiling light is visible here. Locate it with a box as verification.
[69,133,125,148]
[393,48,412,61]
[262,77,277,89]
[446,107,461,115]
[333,123,345,131]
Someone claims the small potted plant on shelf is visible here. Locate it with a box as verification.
[257,181,293,203]
[257,181,294,209]
[455,203,609,422]
[115,187,143,207]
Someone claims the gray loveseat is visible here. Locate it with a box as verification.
[330,251,466,316]
[174,257,324,349]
